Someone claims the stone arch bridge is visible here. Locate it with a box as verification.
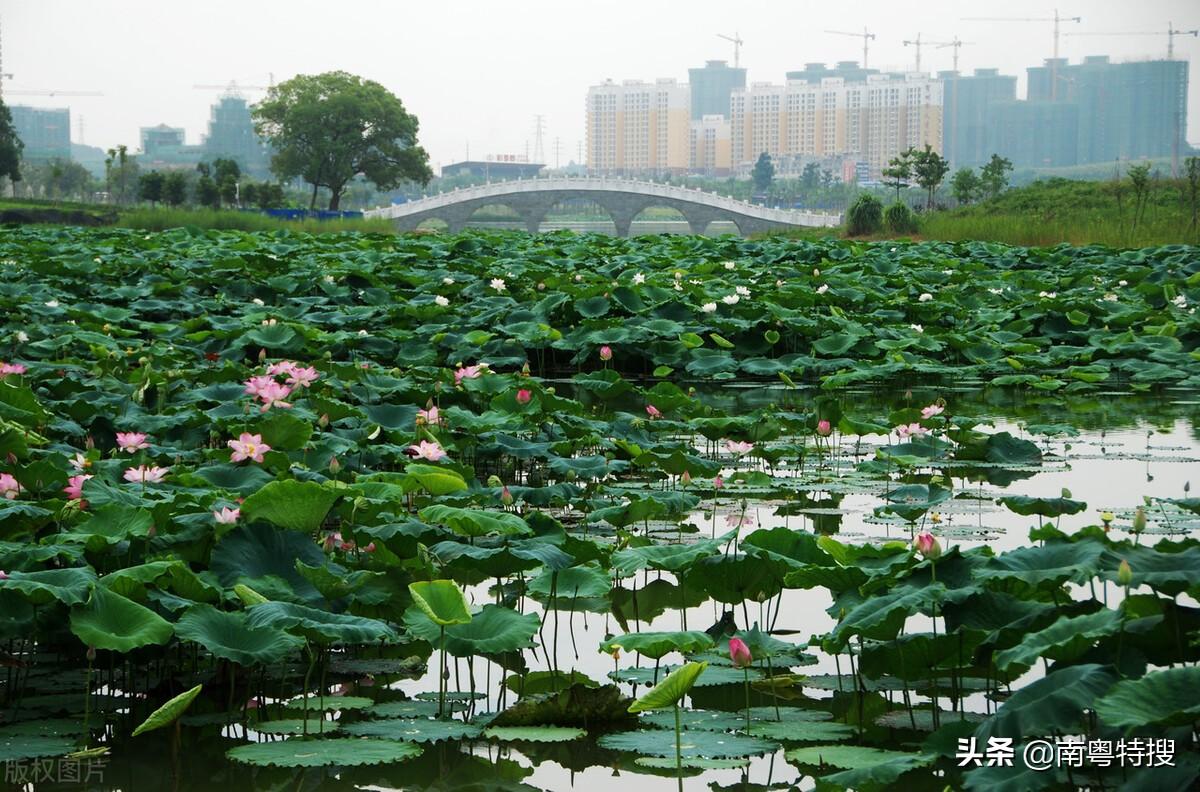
[364,177,842,237]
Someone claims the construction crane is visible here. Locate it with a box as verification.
[961,9,1081,100]
[717,32,743,68]
[935,37,973,73]
[193,81,271,99]
[825,28,876,68]
[1064,22,1199,60]
[5,89,103,97]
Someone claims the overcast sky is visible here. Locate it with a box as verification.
[5,0,1198,168]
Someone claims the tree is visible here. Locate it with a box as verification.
[950,167,981,205]
[881,149,914,203]
[801,162,820,190]
[751,152,775,194]
[162,172,188,206]
[979,154,1013,199]
[253,71,432,210]
[1127,163,1151,230]
[1184,156,1200,231]
[0,100,21,188]
[820,168,834,189]
[846,193,883,236]
[138,171,165,206]
[910,145,950,210]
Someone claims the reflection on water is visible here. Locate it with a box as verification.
[5,388,1198,791]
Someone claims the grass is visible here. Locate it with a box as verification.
[116,207,398,234]
[764,177,1200,247]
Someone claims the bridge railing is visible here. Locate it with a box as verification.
[364,177,841,226]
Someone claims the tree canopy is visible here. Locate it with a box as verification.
[253,71,432,210]
[0,100,24,185]
[751,152,775,193]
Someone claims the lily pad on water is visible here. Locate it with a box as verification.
[226,737,422,767]
[282,695,375,712]
[342,718,483,743]
[252,718,341,735]
[598,728,778,758]
[0,733,79,762]
[484,726,586,742]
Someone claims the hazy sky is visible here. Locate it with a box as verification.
[5,0,1198,169]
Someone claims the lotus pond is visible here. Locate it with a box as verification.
[0,227,1198,791]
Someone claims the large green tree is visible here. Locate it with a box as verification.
[0,100,24,187]
[253,71,432,210]
[910,145,950,210]
[979,154,1013,200]
[881,149,913,203]
[751,152,775,194]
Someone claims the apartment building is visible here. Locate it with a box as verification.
[585,78,691,176]
[689,114,732,176]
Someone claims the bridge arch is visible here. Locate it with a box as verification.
[540,197,617,235]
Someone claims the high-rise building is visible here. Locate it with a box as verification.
[942,68,1018,168]
[203,95,268,175]
[1026,56,1188,164]
[140,124,185,157]
[986,101,1079,168]
[688,60,746,120]
[689,114,732,175]
[729,67,943,178]
[586,78,690,176]
[10,105,71,162]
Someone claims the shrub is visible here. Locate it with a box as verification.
[846,193,883,236]
[885,202,918,234]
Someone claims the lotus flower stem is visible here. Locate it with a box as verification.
[673,702,683,777]
[438,625,447,718]
[301,642,315,737]
[743,665,751,733]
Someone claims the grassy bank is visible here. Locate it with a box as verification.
[117,207,399,234]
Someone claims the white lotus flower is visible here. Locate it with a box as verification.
[435,295,449,307]
[816,284,829,295]
[724,261,736,270]
[443,277,455,285]
[700,302,717,313]
[735,285,750,297]
[722,294,740,305]
[918,293,933,302]
[910,324,924,333]
[490,278,506,292]
[633,272,645,285]
[45,300,59,308]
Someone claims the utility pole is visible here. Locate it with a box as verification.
[962,9,1081,100]
[825,28,876,68]
[532,114,546,164]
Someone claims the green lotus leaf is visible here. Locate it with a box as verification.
[600,630,714,661]
[226,738,422,767]
[418,505,531,537]
[132,684,203,737]
[342,718,482,742]
[1094,667,1200,728]
[628,661,707,713]
[402,463,468,495]
[252,718,340,735]
[0,567,97,606]
[0,733,78,762]
[975,663,1118,742]
[403,603,539,656]
[599,727,777,757]
[245,601,397,644]
[484,725,586,742]
[993,609,1123,672]
[999,494,1087,518]
[407,579,472,626]
[175,604,305,666]
[69,585,174,652]
[240,479,339,532]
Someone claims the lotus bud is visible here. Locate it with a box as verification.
[258,348,267,362]
[364,542,377,553]
[328,456,341,475]
[1117,559,1133,587]
[318,413,329,428]
[645,404,661,419]
[1131,506,1147,533]
[487,475,503,488]
[1061,487,1072,499]
[816,419,832,437]
[516,389,532,405]
[86,646,96,661]
[728,637,753,668]
[681,470,692,487]
[85,434,95,450]
[521,362,531,377]
[500,486,514,506]
[913,531,942,560]
[714,475,724,490]
[599,345,613,361]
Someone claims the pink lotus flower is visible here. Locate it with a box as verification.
[286,366,319,388]
[213,507,240,524]
[363,542,377,554]
[0,473,20,500]
[913,531,942,559]
[0,362,26,376]
[64,474,91,500]
[816,419,832,437]
[228,433,270,463]
[725,511,757,529]
[920,404,944,419]
[123,465,169,484]
[515,389,532,405]
[599,345,613,361]
[323,532,343,552]
[116,432,150,453]
[416,405,442,427]
[896,422,929,439]
[714,475,724,490]
[724,439,754,456]
[454,364,483,385]
[500,485,514,506]
[681,470,692,486]
[728,637,753,668]
[645,404,661,419]
[0,570,7,580]
[243,375,276,397]
[408,440,447,462]
[256,381,292,411]
[265,361,296,377]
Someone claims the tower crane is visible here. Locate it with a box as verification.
[825,28,876,68]
[961,9,1081,99]
[1064,22,1198,60]
[904,34,974,74]
[193,81,271,99]
[717,32,744,68]
[935,37,973,73]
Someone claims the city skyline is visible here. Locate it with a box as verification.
[3,0,1198,169]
